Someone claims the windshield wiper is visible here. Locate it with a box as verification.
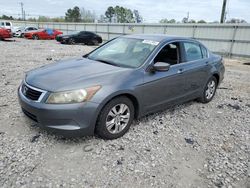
[94,59,121,67]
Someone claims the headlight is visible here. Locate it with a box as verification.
[46,85,101,104]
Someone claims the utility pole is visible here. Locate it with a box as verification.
[187,12,189,22]
[20,2,24,20]
[220,0,227,23]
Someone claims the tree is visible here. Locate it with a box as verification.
[65,6,81,22]
[226,18,247,23]
[52,17,65,22]
[105,6,115,22]
[160,18,169,23]
[104,6,134,23]
[197,20,206,23]
[98,15,108,23]
[37,16,50,22]
[188,19,196,23]
[182,17,188,23]
[168,19,176,23]
[160,18,176,23]
[81,8,96,22]
[0,15,14,20]
[133,10,143,23]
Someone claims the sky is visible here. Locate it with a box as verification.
[0,0,249,22]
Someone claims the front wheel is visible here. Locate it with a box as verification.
[96,96,134,139]
[92,39,99,45]
[198,76,217,103]
[32,34,39,40]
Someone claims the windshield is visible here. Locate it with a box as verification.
[87,37,158,68]
[68,31,80,35]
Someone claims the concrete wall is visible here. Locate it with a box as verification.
[10,20,250,58]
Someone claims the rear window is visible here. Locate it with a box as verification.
[201,45,208,58]
[183,42,202,61]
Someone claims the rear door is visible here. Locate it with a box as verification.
[180,41,210,96]
[78,32,89,43]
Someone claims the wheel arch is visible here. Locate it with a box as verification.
[212,72,220,86]
[97,92,141,119]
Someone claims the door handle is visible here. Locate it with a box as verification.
[177,69,184,74]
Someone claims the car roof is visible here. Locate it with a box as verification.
[121,34,192,42]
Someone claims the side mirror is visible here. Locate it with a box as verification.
[152,62,170,72]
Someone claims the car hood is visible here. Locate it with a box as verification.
[25,57,130,92]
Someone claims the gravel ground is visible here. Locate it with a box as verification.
[0,38,249,188]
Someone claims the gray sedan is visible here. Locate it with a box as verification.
[18,34,225,139]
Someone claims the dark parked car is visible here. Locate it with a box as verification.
[18,34,225,139]
[56,31,102,45]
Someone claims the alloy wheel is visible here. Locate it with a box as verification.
[205,80,216,100]
[105,104,130,134]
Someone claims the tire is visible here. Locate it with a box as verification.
[92,39,99,45]
[32,34,39,40]
[20,33,24,38]
[198,76,218,103]
[96,96,135,139]
[68,38,75,45]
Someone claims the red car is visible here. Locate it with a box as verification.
[24,28,63,40]
[0,27,12,40]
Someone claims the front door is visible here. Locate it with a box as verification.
[139,42,187,113]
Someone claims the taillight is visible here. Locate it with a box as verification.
[221,58,225,64]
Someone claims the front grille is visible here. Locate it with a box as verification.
[21,83,42,101]
[22,108,38,122]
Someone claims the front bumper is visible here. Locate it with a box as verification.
[18,86,100,137]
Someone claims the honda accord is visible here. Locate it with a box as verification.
[18,34,225,139]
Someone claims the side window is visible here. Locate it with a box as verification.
[79,31,86,36]
[201,45,208,58]
[1,22,4,26]
[154,42,180,66]
[183,42,202,61]
[6,22,11,26]
[85,32,94,36]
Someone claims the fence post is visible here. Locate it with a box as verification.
[107,24,110,40]
[123,24,125,35]
[164,25,167,34]
[192,25,197,38]
[229,25,238,58]
[142,24,145,34]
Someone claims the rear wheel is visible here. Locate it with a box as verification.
[20,33,24,38]
[96,96,134,139]
[68,38,75,45]
[199,76,217,103]
[32,34,39,40]
[92,39,99,45]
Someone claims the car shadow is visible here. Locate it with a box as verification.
[27,100,197,144]
[1,39,16,42]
